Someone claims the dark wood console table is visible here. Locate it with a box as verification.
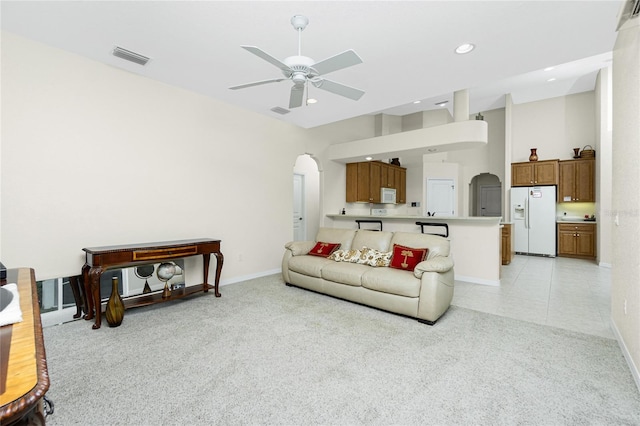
[81,238,223,330]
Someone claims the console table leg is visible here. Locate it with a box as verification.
[89,268,103,329]
[81,264,94,321]
[213,252,224,298]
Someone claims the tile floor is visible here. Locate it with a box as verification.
[452,255,613,339]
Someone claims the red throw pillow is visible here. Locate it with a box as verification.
[389,244,428,271]
[308,242,341,258]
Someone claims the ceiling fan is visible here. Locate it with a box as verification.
[229,15,364,109]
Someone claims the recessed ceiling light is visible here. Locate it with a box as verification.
[427,148,438,153]
[365,156,373,161]
[544,66,555,71]
[413,100,421,104]
[435,100,448,107]
[547,77,557,82]
[307,98,318,104]
[454,43,475,54]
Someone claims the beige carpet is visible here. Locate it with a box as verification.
[42,274,640,425]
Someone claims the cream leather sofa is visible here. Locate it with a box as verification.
[282,227,454,324]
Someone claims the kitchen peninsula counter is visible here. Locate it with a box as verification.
[325,214,502,285]
[327,214,501,223]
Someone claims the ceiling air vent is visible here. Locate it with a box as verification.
[270,106,290,115]
[617,0,640,30]
[112,46,150,66]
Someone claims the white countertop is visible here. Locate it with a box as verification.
[556,219,597,224]
[326,214,502,224]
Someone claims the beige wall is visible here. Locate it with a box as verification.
[0,33,307,282]
[595,67,613,267]
[612,18,640,389]
[511,92,596,162]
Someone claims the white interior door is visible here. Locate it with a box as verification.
[426,178,455,216]
[293,173,305,241]
[479,185,502,216]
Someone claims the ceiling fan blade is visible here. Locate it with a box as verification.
[312,50,363,76]
[241,46,291,73]
[289,84,304,109]
[313,79,365,101]
[229,78,286,90]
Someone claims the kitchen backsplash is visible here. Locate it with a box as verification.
[556,202,596,220]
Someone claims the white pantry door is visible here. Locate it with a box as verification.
[426,178,455,216]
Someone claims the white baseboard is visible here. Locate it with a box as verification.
[220,268,281,286]
[610,317,640,393]
[455,274,500,287]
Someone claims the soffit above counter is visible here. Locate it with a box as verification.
[328,120,488,164]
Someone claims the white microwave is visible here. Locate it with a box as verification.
[381,187,397,204]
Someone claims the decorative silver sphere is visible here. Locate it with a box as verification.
[157,262,177,282]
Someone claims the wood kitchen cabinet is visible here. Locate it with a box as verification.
[347,162,375,202]
[557,223,596,259]
[501,224,513,265]
[511,160,559,187]
[346,161,406,203]
[558,159,595,202]
[395,167,406,204]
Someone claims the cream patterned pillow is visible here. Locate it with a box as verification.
[329,249,363,263]
[359,247,392,267]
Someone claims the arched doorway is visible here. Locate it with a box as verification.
[469,173,502,217]
[293,154,321,241]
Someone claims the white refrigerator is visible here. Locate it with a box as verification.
[511,186,556,256]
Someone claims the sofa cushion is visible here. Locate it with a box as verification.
[359,247,392,267]
[390,232,450,259]
[288,255,334,278]
[389,244,428,272]
[351,230,393,252]
[361,267,421,297]
[308,242,341,258]
[316,228,357,251]
[321,262,369,287]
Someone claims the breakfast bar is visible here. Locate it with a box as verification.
[326,214,502,285]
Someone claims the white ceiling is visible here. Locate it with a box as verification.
[1,1,622,129]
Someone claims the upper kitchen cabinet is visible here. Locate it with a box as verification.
[346,161,406,203]
[394,167,406,204]
[346,162,375,203]
[558,158,595,202]
[511,159,559,187]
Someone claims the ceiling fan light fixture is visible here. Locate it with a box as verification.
[454,43,475,54]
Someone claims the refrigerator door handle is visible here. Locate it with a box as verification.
[524,196,529,229]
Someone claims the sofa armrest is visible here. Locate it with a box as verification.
[413,256,454,278]
[284,241,316,256]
